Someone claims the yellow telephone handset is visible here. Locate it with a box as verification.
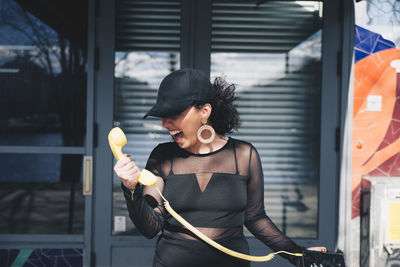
[108,127,157,186]
[108,127,303,262]
[108,127,127,160]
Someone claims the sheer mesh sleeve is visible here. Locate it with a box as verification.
[244,145,304,265]
[122,145,168,239]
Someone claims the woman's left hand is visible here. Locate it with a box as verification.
[306,247,327,253]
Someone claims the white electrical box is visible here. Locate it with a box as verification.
[361,177,400,267]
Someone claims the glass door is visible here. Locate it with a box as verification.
[0,0,92,265]
[92,0,342,266]
[111,0,323,240]
[210,0,323,238]
[112,0,182,235]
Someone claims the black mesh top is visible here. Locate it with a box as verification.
[122,138,304,264]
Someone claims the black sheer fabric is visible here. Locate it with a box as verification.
[122,138,304,265]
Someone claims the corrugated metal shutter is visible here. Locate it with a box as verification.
[115,0,181,51]
[211,1,321,53]
[114,77,173,166]
[113,1,181,235]
[211,1,322,237]
[114,0,322,238]
[114,0,181,169]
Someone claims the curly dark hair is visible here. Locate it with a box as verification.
[193,76,241,135]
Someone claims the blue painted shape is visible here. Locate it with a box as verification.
[11,249,32,267]
[355,25,396,63]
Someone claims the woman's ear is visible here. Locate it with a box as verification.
[201,103,212,119]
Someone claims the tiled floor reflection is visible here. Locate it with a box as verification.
[0,248,82,267]
[0,249,19,267]
[0,182,84,234]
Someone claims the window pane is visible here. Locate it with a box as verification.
[112,52,180,235]
[112,0,181,235]
[0,0,87,146]
[211,0,323,238]
[0,154,84,234]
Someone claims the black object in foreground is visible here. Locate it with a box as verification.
[297,250,346,267]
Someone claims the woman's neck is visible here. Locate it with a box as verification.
[191,134,228,154]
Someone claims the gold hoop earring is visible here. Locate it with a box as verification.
[197,119,215,144]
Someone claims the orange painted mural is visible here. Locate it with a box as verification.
[352,26,400,218]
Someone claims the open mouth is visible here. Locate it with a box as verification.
[169,130,184,140]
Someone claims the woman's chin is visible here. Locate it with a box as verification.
[173,135,185,146]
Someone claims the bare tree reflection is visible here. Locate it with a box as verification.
[366,0,400,24]
[1,0,87,233]
[3,0,86,178]
[365,0,400,45]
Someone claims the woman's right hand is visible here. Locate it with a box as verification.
[114,156,141,190]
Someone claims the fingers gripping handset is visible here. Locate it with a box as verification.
[108,127,157,186]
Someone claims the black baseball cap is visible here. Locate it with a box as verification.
[144,68,215,118]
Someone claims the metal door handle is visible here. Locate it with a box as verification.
[83,156,93,195]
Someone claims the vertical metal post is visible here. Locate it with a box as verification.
[181,0,211,75]
[84,0,96,265]
[93,0,116,265]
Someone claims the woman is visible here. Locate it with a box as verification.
[114,68,326,266]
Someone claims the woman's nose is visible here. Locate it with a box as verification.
[161,118,170,128]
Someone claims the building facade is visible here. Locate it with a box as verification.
[3,1,394,267]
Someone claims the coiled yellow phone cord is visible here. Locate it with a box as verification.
[154,186,302,262]
[108,127,303,262]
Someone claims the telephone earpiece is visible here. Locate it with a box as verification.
[108,127,127,160]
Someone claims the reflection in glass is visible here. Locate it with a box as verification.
[0,0,87,146]
[0,154,84,234]
[211,0,322,238]
[112,0,182,235]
